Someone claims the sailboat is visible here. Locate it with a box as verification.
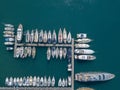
[47,47,51,60]
[52,30,57,44]
[25,30,30,43]
[39,30,43,43]
[48,30,52,43]
[63,28,67,43]
[34,29,39,43]
[67,32,72,43]
[43,30,48,43]
[58,28,63,43]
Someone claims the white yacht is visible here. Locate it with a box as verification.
[5,77,9,85]
[47,76,51,87]
[68,63,72,72]
[58,28,63,43]
[3,34,14,38]
[3,31,14,35]
[5,37,14,42]
[34,29,39,43]
[75,38,92,43]
[4,42,14,45]
[63,48,67,59]
[39,30,43,43]
[4,24,14,27]
[16,24,23,42]
[13,77,17,86]
[30,30,34,43]
[32,47,36,59]
[43,30,48,43]
[75,72,115,82]
[43,76,47,86]
[6,47,13,51]
[52,30,57,44]
[59,48,63,59]
[51,76,55,87]
[58,78,62,87]
[67,32,72,43]
[18,77,23,87]
[4,27,14,31]
[47,47,51,60]
[75,44,90,48]
[40,77,44,86]
[74,49,95,54]
[36,77,40,87]
[55,47,59,59]
[52,47,56,58]
[77,87,94,90]
[33,76,37,86]
[75,55,96,60]
[48,30,52,43]
[63,28,67,43]
[61,78,65,87]
[25,30,30,43]
[68,76,71,86]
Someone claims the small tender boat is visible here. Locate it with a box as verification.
[77,87,94,90]
[75,72,115,82]
[75,38,92,43]
[75,55,96,60]
[63,48,67,59]
[16,24,23,42]
[47,30,52,43]
[58,78,62,87]
[77,33,87,39]
[59,48,63,59]
[6,47,13,51]
[67,32,72,43]
[5,38,14,42]
[68,76,71,86]
[30,30,34,43]
[52,47,56,58]
[47,76,51,87]
[34,29,39,43]
[47,47,51,60]
[25,30,30,43]
[51,76,55,87]
[4,42,14,45]
[52,30,57,44]
[32,47,36,59]
[75,44,90,48]
[58,28,63,43]
[63,28,67,43]
[74,49,95,54]
[43,30,48,43]
[39,30,43,43]
[55,47,59,59]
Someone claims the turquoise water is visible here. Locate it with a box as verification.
[0,0,120,90]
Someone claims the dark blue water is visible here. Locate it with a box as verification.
[0,0,120,90]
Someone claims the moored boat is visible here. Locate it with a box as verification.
[75,72,115,82]
[4,42,14,45]
[25,30,30,43]
[75,44,90,48]
[51,76,55,87]
[58,28,63,43]
[52,30,57,44]
[75,38,92,43]
[47,30,52,43]
[75,55,96,60]
[39,30,43,43]
[47,47,51,60]
[34,29,39,43]
[63,48,67,59]
[5,38,14,42]
[43,30,48,43]
[51,47,56,58]
[55,47,59,59]
[63,28,67,43]
[77,33,87,39]
[32,47,36,59]
[16,24,23,42]
[77,87,94,90]
[67,32,72,43]
[30,30,34,43]
[74,49,95,54]
[59,48,63,59]
[6,47,13,51]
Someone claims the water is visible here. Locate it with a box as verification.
[0,0,120,90]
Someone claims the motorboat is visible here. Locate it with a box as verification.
[3,34,14,38]
[67,32,72,43]
[40,77,44,86]
[47,76,51,87]
[16,24,23,42]
[63,28,67,43]
[58,78,62,87]
[3,31,14,35]
[74,49,95,54]
[33,76,37,86]
[34,29,39,43]
[58,28,63,43]
[67,63,72,72]
[75,44,90,48]
[5,38,14,42]
[6,47,13,51]
[4,24,14,27]
[68,76,71,86]
[75,38,92,43]
[77,33,87,39]
[4,27,14,31]
[4,42,14,45]
[61,78,65,87]
[75,72,115,82]
[47,47,51,60]
[43,76,47,86]
[75,55,96,60]
[52,30,57,44]
[47,30,52,43]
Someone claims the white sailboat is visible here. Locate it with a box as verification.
[43,30,48,43]
[55,47,59,59]
[34,29,39,43]
[59,48,63,59]
[47,47,51,60]
[25,30,30,43]
[67,32,72,43]
[58,28,63,43]
[51,76,55,87]
[63,28,67,43]
[48,30,52,43]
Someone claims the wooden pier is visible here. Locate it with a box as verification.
[0,87,71,90]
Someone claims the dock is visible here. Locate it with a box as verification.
[0,87,71,90]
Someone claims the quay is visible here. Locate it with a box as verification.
[0,87,71,90]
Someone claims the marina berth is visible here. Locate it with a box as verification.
[74,55,96,60]
[75,72,115,82]
[75,44,90,48]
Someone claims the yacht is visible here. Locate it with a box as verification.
[27,47,32,57]
[48,30,52,43]
[43,30,48,43]
[67,32,72,43]
[34,29,39,43]
[18,77,23,87]
[36,77,40,87]
[47,76,51,87]
[16,77,20,86]
[58,28,63,43]
[52,47,56,58]
[47,47,51,60]
[16,24,23,42]
[5,38,14,42]
[68,76,71,86]
[43,76,47,86]
[75,55,96,60]
[61,78,65,87]
[4,42,14,45]
[67,63,72,72]
[33,76,37,87]
[3,31,14,35]
[55,47,59,59]
[65,79,68,87]
[15,47,20,58]
[74,49,95,54]
[75,44,90,48]
[59,48,63,59]
[4,24,14,27]
[77,87,94,90]
[63,48,67,59]
[5,77,9,85]
[52,30,57,44]
[58,78,62,87]
[22,77,26,86]
[75,72,115,82]
[63,28,67,43]
[77,33,87,39]
[4,27,14,31]
[40,77,44,86]
[19,47,24,58]
[25,30,30,43]
[32,47,36,59]
[3,34,14,38]
[30,30,34,43]
[39,30,43,43]
[6,47,13,51]
[51,76,55,87]
[75,38,92,43]
[13,77,17,86]
[29,76,33,86]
